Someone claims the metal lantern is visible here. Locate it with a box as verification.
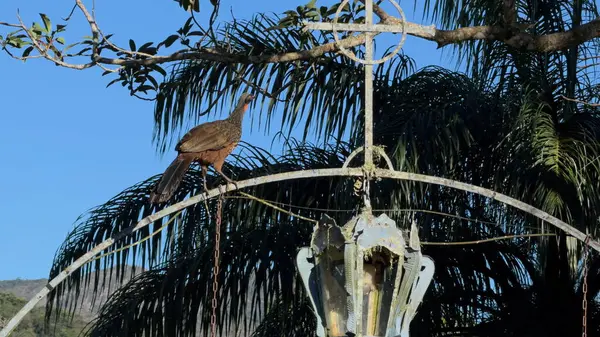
[296,211,434,337]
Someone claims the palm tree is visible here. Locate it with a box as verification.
[42,1,600,336]
[416,1,600,336]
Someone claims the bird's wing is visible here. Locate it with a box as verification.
[176,120,232,153]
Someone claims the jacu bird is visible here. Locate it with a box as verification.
[149,93,254,203]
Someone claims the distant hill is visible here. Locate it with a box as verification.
[0,278,47,306]
[0,292,87,337]
[1,268,260,336]
[0,267,139,322]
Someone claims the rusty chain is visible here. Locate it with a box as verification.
[211,195,223,337]
[582,235,591,337]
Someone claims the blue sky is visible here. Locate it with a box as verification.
[0,0,455,280]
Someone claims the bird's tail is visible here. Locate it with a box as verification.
[149,155,193,204]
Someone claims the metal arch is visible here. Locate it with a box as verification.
[2,168,600,337]
[342,146,395,170]
[331,0,407,65]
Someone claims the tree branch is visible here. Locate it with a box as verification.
[75,0,99,54]
[94,33,370,66]
[368,1,600,51]
[0,21,21,28]
[11,13,95,69]
[3,0,599,72]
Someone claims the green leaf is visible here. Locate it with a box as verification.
[7,37,26,48]
[137,85,154,92]
[139,42,153,49]
[56,37,65,45]
[39,13,51,33]
[129,39,136,51]
[187,31,205,37]
[306,0,317,9]
[181,17,193,35]
[143,47,157,55]
[22,46,34,58]
[306,11,319,20]
[149,64,167,77]
[56,24,67,33]
[63,42,80,53]
[147,75,159,89]
[32,23,44,35]
[106,78,121,87]
[74,47,92,56]
[163,35,179,48]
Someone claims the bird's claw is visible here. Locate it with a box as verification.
[223,178,238,192]
[217,171,238,191]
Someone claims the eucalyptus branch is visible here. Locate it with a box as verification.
[12,13,95,69]
[2,167,600,337]
[2,47,44,61]
[96,63,119,73]
[132,92,157,101]
[87,14,600,62]
[0,21,21,28]
[368,1,600,50]
[3,0,600,73]
[74,0,99,55]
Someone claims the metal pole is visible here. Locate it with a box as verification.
[364,0,374,168]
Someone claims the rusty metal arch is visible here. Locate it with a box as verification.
[2,167,599,337]
[1,1,596,336]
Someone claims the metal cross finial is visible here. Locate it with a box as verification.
[304,0,407,168]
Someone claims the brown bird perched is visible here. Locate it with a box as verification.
[149,93,254,204]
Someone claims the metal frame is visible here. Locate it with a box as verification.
[1,0,599,335]
[305,0,407,168]
[2,168,599,337]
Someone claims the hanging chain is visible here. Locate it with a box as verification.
[582,235,590,337]
[211,195,223,337]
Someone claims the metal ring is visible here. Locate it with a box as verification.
[332,0,407,65]
[342,146,395,170]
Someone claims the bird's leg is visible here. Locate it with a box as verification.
[215,168,238,191]
[201,165,209,194]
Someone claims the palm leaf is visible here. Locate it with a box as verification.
[152,13,415,153]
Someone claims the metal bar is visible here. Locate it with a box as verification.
[303,22,407,33]
[3,168,600,336]
[364,0,374,167]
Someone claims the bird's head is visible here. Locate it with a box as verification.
[241,93,254,104]
[237,93,255,114]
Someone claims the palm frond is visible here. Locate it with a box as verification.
[81,214,313,337]
[152,13,415,152]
